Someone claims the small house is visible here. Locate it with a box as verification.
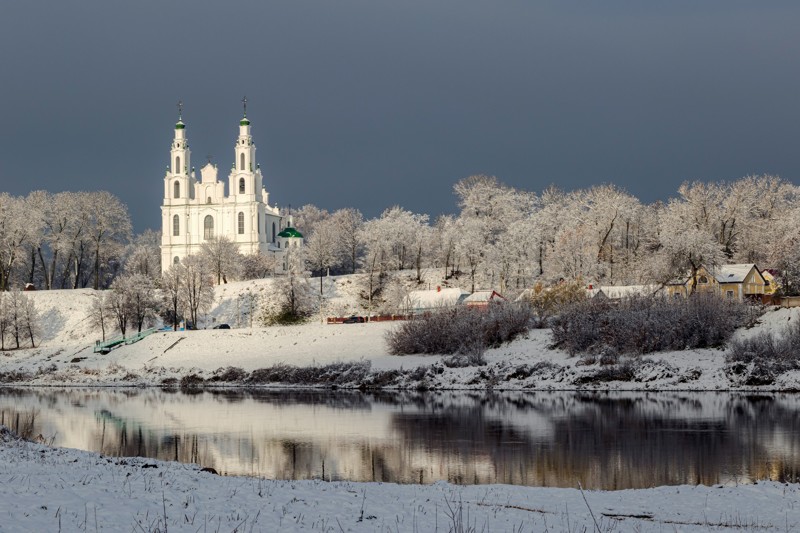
[587,285,661,301]
[464,290,506,308]
[404,287,470,314]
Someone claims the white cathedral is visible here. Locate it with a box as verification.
[160,105,303,274]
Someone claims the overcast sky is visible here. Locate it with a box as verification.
[2,1,800,232]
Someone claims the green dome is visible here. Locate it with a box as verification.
[278,227,303,239]
[240,118,250,126]
[175,120,185,130]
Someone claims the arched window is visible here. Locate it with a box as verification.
[258,213,261,234]
[204,215,214,240]
[173,181,180,199]
[240,153,245,170]
[173,256,180,265]
[239,178,245,194]
[238,212,245,234]
[272,222,276,243]
[277,241,281,249]
[206,197,211,204]
[172,214,180,236]
[176,156,181,174]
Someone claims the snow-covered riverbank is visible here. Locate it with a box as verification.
[1,310,799,391]
[0,425,797,532]
[3,283,800,391]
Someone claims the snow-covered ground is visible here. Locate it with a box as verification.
[3,279,800,390]
[1,425,797,532]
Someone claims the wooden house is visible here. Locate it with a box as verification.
[666,264,767,301]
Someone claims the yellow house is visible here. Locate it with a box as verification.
[666,264,767,301]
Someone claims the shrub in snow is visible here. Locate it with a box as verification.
[726,321,800,385]
[552,294,758,356]
[519,279,587,328]
[386,302,532,362]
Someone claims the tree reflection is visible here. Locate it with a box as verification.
[2,389,800,489]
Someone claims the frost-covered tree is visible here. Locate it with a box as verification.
[86,191,132,290]
[160,264,185,331]
[182,255,214,328]
[290,204,330,237]
[263,248,315,323]
[0,292,8,350]
[124,230,161,279]
[305,224,339,294]
[88,291,110,341]
[199,236,240,285]
[330,208,363,274]
[239,252,276,280]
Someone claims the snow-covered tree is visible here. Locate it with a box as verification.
[124,230,161,279]
[239,253,276,280]
[305,224,339,294]
[330,208,363,274]
[199,236,240,285]
[181,255,214,328]
[160,264,185,331]
[88,291,110,341]
[86,191,132,290]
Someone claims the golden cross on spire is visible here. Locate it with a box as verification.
[242,95,247,117]
[177,100,183,120]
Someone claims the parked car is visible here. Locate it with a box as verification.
[342,315,365,324]
[213,323,231,329]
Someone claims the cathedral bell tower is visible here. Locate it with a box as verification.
[229,97,262,199]
[164,101,194,203]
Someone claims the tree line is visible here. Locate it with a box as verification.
[1,174,799,314]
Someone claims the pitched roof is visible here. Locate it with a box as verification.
[464,290,506,303]
[711,264,761,284]
[406,288,470,310]
[587,285,661,299]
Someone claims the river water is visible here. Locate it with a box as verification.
[1,388,798,490]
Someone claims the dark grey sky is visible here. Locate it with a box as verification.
[2,1,800,232]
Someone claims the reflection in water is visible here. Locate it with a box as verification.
[1,388,799,490]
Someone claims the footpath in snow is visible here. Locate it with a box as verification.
[0,426,797,532]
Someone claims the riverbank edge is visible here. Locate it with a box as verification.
[2,424,799,532]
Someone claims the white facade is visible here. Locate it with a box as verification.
[160,114,283,272]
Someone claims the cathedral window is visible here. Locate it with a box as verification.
[173,181,180,199]
[204,215,214,240]
[272,222,276,243]
[239,178,245,194]
[207,197,211,204]
[174,256,180,265]
[238,212,245,234]
[240,153,245,170]
[176,156,181,174]
[172,215,179,236]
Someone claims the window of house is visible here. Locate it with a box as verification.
[172,214,179,236]
[173,181,180,199]
[204,215,214,240]
[699,276,708,284]
[726,290,734,299]
[238,212,245,234]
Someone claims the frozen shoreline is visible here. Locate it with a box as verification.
[1,425,797,532]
